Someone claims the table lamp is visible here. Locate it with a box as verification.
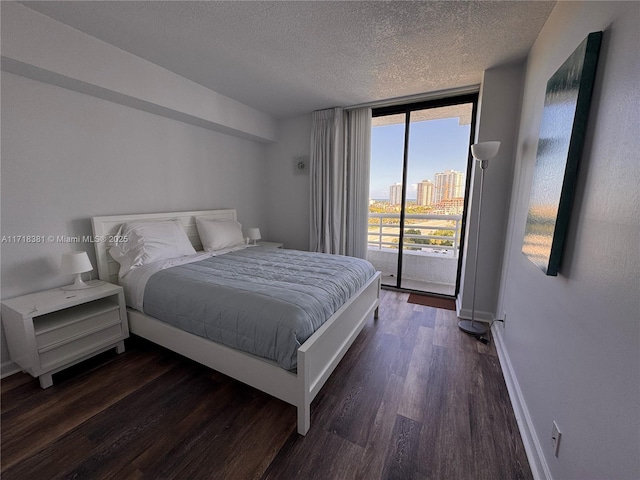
[61,251,94,290]
[248,228,261,245]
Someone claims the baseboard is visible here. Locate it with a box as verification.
[1,359,20,379]
[492,324,551,480]
[455,296,493,323]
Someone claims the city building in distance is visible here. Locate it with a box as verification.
[389,183,403,205]
[381,169,465,214]
[433,169,463,204]
[417,180,434,206]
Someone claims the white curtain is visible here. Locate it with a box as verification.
[310,108,344,254]
[344,108,371,259]
[310,107,371,258]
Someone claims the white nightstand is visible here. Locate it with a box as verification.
[1,282,129,389]
[256,241,284,249]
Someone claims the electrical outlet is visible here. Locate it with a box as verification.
[551,421,562,457]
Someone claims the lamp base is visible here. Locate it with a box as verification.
[458,319,488,336]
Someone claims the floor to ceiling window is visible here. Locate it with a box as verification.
[366,94,478,296]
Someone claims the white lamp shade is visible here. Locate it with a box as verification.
[471,141,501,161]
[61,251,93,274]
[248,228,262,241]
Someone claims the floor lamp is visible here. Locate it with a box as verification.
[458,141,501,336]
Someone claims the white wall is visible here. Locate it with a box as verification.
[496,2,640,479]
[265,115,313,251]
[0,3,275,375]
[0,72,269,372]
[1,2,277,143]
[457,63,524,321]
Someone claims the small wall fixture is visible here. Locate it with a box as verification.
[294,156,309,175]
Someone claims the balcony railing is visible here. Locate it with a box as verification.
[367,213,462,257]
[366,213,462,294]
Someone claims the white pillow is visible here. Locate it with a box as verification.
[109,219,196,277]
[196,217,245,251]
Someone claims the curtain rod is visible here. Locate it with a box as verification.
[344,84,481,111]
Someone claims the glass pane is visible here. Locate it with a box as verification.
[367,114,406,287]
[400,104,473,294]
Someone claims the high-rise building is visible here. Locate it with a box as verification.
[416,180,433,206]
[389,183,403,205]
[433,169,463,203]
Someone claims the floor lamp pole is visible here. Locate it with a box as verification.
[458,159,489,336]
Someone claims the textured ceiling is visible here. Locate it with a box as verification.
[20,1,555,119]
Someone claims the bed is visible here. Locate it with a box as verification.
[91,209,381,435]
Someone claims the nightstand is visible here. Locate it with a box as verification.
[256,241,284,249]
[1,282,129,388]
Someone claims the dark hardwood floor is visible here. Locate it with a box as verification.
[1,290,532,480]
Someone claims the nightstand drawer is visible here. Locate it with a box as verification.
[39,323,123,369]
[34,299,121,350]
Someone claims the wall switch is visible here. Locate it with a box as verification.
[551,421,562,457]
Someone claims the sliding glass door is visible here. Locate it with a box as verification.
[367,95,477,296]
[368,114,407,285]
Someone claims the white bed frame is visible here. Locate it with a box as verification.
[92,209,380,435]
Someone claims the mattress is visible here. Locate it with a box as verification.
[136,248,376,370]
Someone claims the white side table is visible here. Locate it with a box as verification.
[1,281,129,388]
[256,241,284,249]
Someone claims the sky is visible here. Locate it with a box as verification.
[370,116,472,200]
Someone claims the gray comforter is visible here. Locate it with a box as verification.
[143,248,376,370]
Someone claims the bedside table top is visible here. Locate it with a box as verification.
[1,281,122,319]
[256,241,284,248]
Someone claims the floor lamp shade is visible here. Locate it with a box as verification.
[458,141,501,336]
[471,141,501,161]
[61,251,93,290]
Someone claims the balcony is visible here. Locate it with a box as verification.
[367,213,462,296]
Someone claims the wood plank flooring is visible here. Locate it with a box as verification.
[1,290,532,480]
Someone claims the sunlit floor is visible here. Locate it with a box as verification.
[381,274,456,296]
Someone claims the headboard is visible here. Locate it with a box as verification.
[91,209,237,285]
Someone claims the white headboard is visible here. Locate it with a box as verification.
[91,209,237,285]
